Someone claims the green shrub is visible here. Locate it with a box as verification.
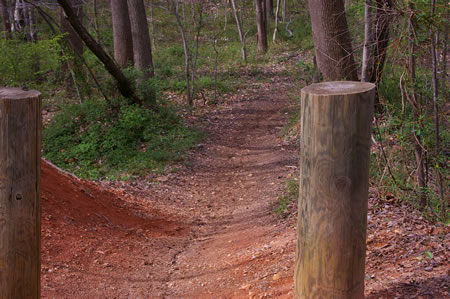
[43,100,202,180]
[0,35,63,86]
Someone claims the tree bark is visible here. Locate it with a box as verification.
[111,0,133,68]
[439,2,448,220]
[369,0,392,83]
[127,0,154,78]
[308,0,358,81]
[26,3,37,41]
[61,0,83,55]
[231,0,246,61]
[57,0,141,104]
[272,0,280,42]
[361,0,373,82]
[430,0,445,221]
[407,7,427,209]
[1,0,11,38]
[0,88,41,299]
[295,81,375,298]
[266,0,273,18]
[255,0,267,54]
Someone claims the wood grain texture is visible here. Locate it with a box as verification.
[295,82,375,298]
[0,88,41,299]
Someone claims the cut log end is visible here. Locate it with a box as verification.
[0,87,41,100]
[301,81,375,96]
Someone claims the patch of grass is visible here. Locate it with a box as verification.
[43,99,203,180]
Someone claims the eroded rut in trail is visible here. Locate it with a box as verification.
[41,64,299,298]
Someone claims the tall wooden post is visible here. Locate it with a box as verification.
[0,88,41,299]
[295,82,375,298]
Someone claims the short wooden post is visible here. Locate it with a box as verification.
[0,88,41,298]
[295,82,375,298]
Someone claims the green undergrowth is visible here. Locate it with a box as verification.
[274,177,299,217]
[43,99,203,180]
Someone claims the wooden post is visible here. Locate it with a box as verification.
[0,88,41,299]
[295,81,375,298]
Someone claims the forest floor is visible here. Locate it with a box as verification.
[40,53,449,298]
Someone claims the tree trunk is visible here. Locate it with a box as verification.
[308,0,358,81]
[408,7,427,209]
[361,0,373,82]
[169,0,192,106]
[0,87,42,299]
[369,0,392,83]
[255,0,267,54]
[13,0,23,33]
[111,0,133,68]
[127,0,154,78]
[272,0,280,42]
[430,0,445,221]
[231,0,246,61]
[61,0,83,55]
[439,2,448,220]
[26,3,37,41]
[1,0,11,38]
[295,81,375,298]
[281,0,286,22]
[266,0,273,18]
[57,0,141,105]
[223,0,227,31]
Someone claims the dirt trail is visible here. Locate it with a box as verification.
[161,77,298,298]
[41,61,299,298]
[41,55,449,298]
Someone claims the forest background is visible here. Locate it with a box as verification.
[0,0,448,222]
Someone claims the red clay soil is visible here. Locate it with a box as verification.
[41,55,449,298]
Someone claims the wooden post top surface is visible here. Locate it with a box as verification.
[301,81,375,96]
[0,87,41,100]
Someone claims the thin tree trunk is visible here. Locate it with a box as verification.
[127,0,154,78]
[369,0,392,84]
[408,6,427,209]
[189,0,203,101]
[281,0,286,22]
[231,0,246,61]
[440,2,448,220]
[149,0,156,51]
[89,0,103,51]
[430,0,445,220]
[169,0,192,106]
[255,0,267,54]
[442,3,448,83]
[308,0,358,80]
[57,0,141,104]
[361,0,374,82]
[272,0,280,42]
[111,0,133,68]
[211,15,219,103]
[1,0,11,38]
[27,3,36,41]
[223,0,227,31]
[13,0,23,33]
